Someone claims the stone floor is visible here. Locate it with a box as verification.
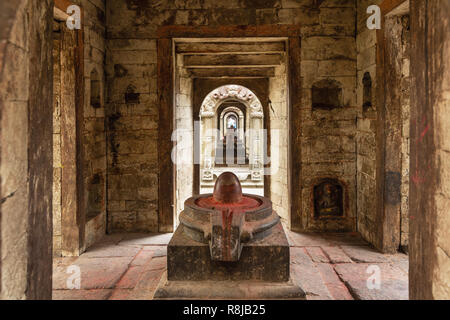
[52,229,409,300]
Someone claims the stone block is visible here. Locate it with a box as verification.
[320,7,355,25]
[341,245,388,263]
[334,263,408,300]
[322,246,353,263]
[167,222,289,281]
[290,247,333,299]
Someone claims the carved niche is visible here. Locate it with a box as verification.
[313,179,344,218]
[311,79,343,110]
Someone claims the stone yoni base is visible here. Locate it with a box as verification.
[167,222,290,281]
[154,272,306,300]
[156,219,306,299]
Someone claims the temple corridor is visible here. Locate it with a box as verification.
[0,0,448,301]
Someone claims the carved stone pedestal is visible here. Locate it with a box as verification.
[154,172,305,300]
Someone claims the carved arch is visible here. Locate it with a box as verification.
[200,84,264,118]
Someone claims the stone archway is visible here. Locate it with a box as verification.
[199,85,265,195]
[219,106,245,143]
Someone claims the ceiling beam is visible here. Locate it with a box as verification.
[176,42,286,54]
[183,53,284,68]
[188,67,276,78]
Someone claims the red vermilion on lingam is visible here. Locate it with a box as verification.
[179,172,279,262]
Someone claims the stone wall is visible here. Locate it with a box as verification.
[299,2,357,232]
[0,0,53,299]
[76,0,108,249]
[356,0,381,245]
[106,0,359,233]
[105,36,159,232]
[269,64,289,224]
[52,0,108,255]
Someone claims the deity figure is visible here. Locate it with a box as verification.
[314,181,343,217]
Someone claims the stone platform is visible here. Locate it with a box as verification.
[166,222,289,281]
[154,272,305,300]
[154,221,305,299]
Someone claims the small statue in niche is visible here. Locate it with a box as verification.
[314,180,343,218]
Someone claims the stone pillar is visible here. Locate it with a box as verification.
[200,115,215,179]
[250,115,264,181]
[409,0,450,300]
[60,17,85,257]
[0,0,53,300]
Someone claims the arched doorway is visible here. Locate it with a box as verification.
[199,85,265,196]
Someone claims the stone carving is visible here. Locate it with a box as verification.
[202,158,214,181]
[313,179,344,218]
[200,85,263,118]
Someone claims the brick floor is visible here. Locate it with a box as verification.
[52,229,409,300]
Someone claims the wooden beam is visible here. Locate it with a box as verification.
[54,0,84,31]
[188,67,276,78]
[157,38,174,233]
[176,41,286,54]
[289,36,302,232]
[409,0,450,300]
[380,0,409,15]
[374,0,411,253]
[60,18,85,256]
[184,53,283,68]
[53,7,69,22]
[54,0,75,12]
[158,25,302,38]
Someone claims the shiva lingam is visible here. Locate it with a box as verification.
[181,172,280,262]
[154,172,305,299]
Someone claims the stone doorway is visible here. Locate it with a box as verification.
[169,36,293,229]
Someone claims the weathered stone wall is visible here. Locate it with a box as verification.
[0,0,53,299]
[106,0,358,233]
[356,0,381,244]
[299,2,357,232]
[76,0,108,249]
[52,0,108,254]
[105,36,159,232]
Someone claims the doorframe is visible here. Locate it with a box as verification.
[55,0,86,255]
[156,25,302,233]
[375,0,410,253]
